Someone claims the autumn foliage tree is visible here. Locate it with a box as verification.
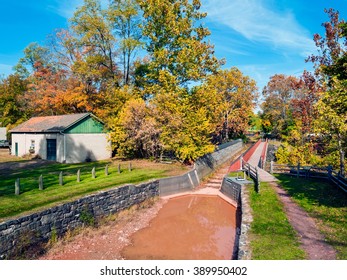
[132,0,225,162]
[109,98,162,158]
[0,74,29,129]
[261,74,302,138]
[307,8,347,175]
[3,0,260,163]
[204,68,258,142]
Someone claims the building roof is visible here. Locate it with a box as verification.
[9,113,102,133]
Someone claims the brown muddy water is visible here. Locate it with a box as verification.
[121,195,237,260]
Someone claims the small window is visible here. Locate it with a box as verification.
[29,140,35,154]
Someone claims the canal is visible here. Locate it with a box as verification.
[121,194,237,260]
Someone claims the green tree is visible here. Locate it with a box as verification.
[70,0,120,88]
[13,43,52,78]
[109,98,162,158]
[109,0,143,85]
[138,0,222,87]
[153,83,216,162]
[204,68,258,142]
[0,74,29,129]
[132,0,223,162]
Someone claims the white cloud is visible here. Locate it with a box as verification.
[47,0,83,19]
[47,0,108,19]
[203,0,315,57]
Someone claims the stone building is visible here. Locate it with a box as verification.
[10,113,111,163]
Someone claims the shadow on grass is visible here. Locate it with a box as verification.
[275,174,347,209]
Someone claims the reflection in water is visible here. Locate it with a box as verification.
[121,195,236,260]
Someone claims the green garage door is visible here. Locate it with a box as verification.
[47,139,57,161]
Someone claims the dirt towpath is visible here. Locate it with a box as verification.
[244,142,336,259]
[271,183,336,260]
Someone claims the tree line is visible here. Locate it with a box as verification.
[260,9,346,176]
[0,0,258,163]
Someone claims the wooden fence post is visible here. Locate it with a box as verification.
[297,163,300,178]
[255,167,259,193]
[327,165,332,180]
[128,162,132,171]
[270,160,273,174]
[118,164,121,174]
[260,156,263,169]
[105,164,109,176]
[39,175,43,190]
[92,167,96,179]
[58,171,63,186]
[77,169,81,182]
[15,178,20,195]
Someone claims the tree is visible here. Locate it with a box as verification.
[261,74,301,138]
[0,74,29,128]
[314,78,347,176]
[70,0,120,89]
[130,0,223,162]
[307,9,346,82]
[23,62,90,116]
[307,8,347,175]
[138,0,222,87]
[109,98,162,158]
[13,43,52,78]
[290,71,320,137]
[204,68,258,142]
[153,84,216,162]
[109,0,142,85]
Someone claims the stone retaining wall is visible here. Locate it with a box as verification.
[0,181,159,259]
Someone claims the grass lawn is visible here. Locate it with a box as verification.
[249,182,306,260]
[275,174,347,260]
[0,159,189,221]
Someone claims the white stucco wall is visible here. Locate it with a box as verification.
[64,134,111,163]
[11,133,111,163]
[11,133,60,160]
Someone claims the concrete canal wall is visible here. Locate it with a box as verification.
[159,139,243,196]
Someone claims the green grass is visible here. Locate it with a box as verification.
[275,174,347,259]
[228,171,246,178]
[249,182,306,260]
[0,161,179,221]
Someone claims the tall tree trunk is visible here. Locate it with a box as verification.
[123,49,127,85]
[225,111,229,142]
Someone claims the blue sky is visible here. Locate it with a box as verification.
[0,0,346,92]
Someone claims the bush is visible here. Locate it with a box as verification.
[275,142,325,166]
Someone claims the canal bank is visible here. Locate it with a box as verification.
[1,140,246,259]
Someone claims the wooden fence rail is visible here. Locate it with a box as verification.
[269,161,347,193]
[242,159,259,193]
